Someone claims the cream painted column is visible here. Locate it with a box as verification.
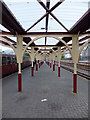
[16,35,23,92]
[72,35,79,93]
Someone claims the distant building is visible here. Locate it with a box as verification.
[80,45,89,62]
[64,51,71,59]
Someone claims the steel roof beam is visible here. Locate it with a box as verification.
[0,1,35,46]
[0,1,25,34]
[79,36,90,42]
[30,45,58,47]
[26,0,64,32]
[1,31,89,37]
[45,0,50,45]
[56,9,90,46]
[37,0,69,32]
[23,32,73,37]
[2,37,16,44]
[0,38,16,48]
[0,40,9,46]
[45,37,47,45]
[39,48,52,51]
[46,0,50,31]
[70,9,90,34]
[0,31,13,37]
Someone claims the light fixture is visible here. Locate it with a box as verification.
[41,27,45,30]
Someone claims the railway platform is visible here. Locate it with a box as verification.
[2,63,88,118]
[0,0,90,119]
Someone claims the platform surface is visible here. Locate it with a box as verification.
[2,63,88,118]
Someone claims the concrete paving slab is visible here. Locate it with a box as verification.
[2,63,88,118]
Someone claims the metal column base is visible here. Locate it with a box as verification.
[58,67,60,77]
[50,63,51,68]
[18,73,22,92]
[32,67,34,76]
[73,74,77,93]
[53,64,55,71]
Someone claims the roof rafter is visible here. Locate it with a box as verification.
[37,0,69,32]
[26,0,64,32]
[56,9,90,46]
[45,0,50,31]
[0,1,35,46]
[45,0,50,45]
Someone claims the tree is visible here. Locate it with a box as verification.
[24,52,29,56]
[61,53,65,59]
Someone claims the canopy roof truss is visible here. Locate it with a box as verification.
[0,0,90,54]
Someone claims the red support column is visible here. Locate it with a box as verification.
[18,73,22,92]
[36,63,38,71]
[32,67,34,76]
[39,62,40,68]
[53,64,55,71]
[58,67,60,77]
[50,63,51,68]
[48,61,49,66]
[53,64,54,71]
[73,74,77,93]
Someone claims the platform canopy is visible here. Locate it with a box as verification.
[0,0,90,53]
